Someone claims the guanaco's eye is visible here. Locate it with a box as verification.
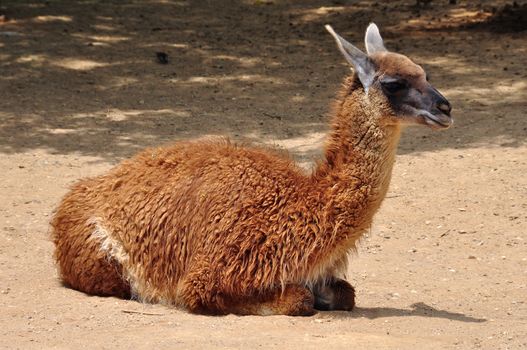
[381,80,408,94]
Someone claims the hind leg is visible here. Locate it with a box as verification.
[313,278,355,311]
[52,212,130,299]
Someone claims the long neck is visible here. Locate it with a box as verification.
[314,77,402,234]
[274,77,404,287]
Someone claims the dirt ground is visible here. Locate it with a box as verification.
[0,0,526,349]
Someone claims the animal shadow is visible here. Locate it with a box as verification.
[329,302,486,323]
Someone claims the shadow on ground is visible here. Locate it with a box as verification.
[328,302,486,323]
[1,0,525,162]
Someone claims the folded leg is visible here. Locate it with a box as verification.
[177,261,315,316]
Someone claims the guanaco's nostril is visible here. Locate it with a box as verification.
[428,86,452,117]
[437,101,451,116]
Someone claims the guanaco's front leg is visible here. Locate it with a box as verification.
[231,284,316,316]
[177,258,315,316]
[179,278,316,316]
[313,278,356,311]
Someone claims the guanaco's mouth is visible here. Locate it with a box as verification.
[419,110,453,129]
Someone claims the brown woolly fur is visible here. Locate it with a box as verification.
[52,27,451,316]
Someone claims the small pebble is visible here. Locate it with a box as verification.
[156,51,169,64]
[314,319,331,323]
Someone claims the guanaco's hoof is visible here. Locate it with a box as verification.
[314,279,355,311]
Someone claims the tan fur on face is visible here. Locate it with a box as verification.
[371,52,426,82]
[367,51,450,129]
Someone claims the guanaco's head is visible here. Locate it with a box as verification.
[326,23,453,129]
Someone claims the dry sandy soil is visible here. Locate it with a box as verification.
[1,0,526,349]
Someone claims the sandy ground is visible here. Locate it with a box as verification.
[0,0,526,349]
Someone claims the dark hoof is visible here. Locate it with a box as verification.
[314,278,355,311]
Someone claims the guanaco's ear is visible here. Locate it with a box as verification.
[364,23,387,55]
[325,24,376,91]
